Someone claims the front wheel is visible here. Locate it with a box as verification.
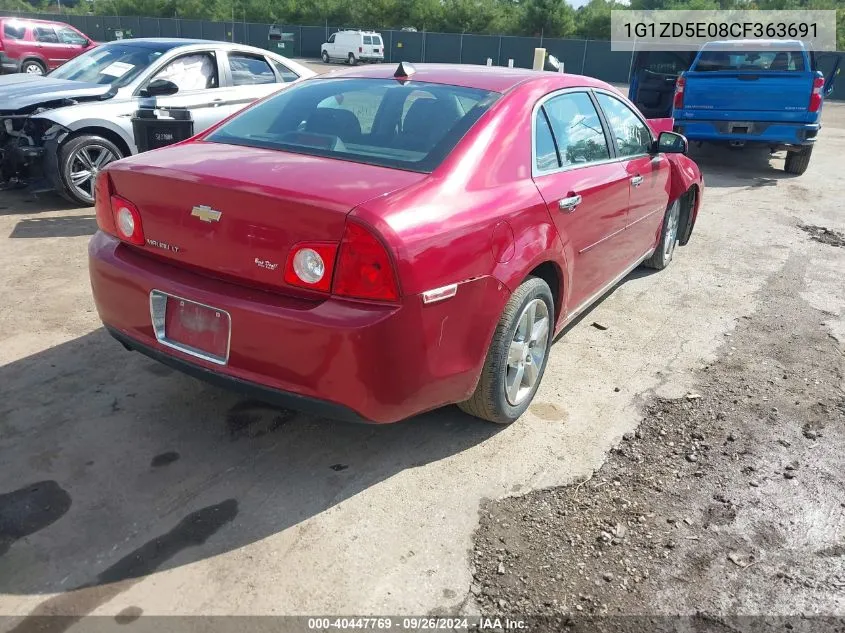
[458,277,554,424]
[321,50,330,63]
[643,198,681,271]
[58,134,123,206]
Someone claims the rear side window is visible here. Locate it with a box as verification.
[229,53,276,85]
[535,111,559,172]
[208,78,499,173]
[34,26,58,44]
[541,92,610,167]
[3,22,27,40]
[271,59,299,83]
[694,50,806,72]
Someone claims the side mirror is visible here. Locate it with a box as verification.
[140,79,179,98]
[655,131,688,155]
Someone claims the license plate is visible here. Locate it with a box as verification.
[150,291,230,364]
[374,48,380,53]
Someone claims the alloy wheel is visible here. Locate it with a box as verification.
[68,144,117,203]
[504,298,550,405]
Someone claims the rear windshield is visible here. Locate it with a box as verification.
[693,50,806,72]
[208,78,499,173]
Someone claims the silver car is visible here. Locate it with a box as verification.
[0,38,315,205]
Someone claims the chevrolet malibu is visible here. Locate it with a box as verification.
[89,63,703,424]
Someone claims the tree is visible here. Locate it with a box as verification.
[522,0,576,37]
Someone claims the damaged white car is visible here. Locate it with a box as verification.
[0,38,314,205]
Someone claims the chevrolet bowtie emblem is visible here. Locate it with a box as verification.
[191,205,222,223]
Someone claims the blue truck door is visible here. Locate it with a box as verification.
[628,50,697,118]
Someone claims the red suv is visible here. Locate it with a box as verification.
[0,17,96,75]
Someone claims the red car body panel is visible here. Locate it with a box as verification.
[0,18,96,73]
[89,65,704,423]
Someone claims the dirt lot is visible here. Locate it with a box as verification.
[1,82,844,630]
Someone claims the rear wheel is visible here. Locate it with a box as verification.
[458,277,554,424]
[785,146,813,175]
[347,53,357,65]
[21,59,46,75]
[643,198,681,271]
[321,50,330,63]
[59,134,123,206]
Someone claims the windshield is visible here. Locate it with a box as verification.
[49,43,174,86]
[693,50,806,72]
[207,78,499,173]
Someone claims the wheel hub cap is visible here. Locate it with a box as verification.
[505,298,550,406]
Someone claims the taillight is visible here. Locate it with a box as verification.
[283,242,338,293]
[333,222,399,301]
[809,75,824,113]
[110,194,145,245]
[94,172,116,236]
[673,76,685,110]
[359,46,363,53]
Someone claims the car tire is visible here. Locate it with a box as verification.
[58,134,123,206]
[21,59,46,75]
[321,50,330,63]
[643,198,681,271]
[785,147,813,175]
[348,53,357,65]
[458,276,554,424]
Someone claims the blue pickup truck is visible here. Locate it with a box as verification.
[629,41,839,175]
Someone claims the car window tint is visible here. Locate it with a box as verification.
[595,93,652,158]
[34,26,59,43]
[208,78,499,173]
[271,59,299,83]
[153,53,218,91]
[643,51,689,75]
[542,92,610,166]
[58,27,87,45]
[3,22,27,40]
[373,36,382,46]
[535,110,559,172]
[229,53,276,86]
[328,33,336,43]
[363,35,373,45]
[694,50,805,72]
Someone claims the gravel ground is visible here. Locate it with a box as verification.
[472,254,845,630]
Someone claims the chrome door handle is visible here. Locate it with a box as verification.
[558,194,582,213]
[631,175,644,187]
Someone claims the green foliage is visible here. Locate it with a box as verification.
[14,0,845,49]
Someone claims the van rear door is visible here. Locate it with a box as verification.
[629,50,696,118]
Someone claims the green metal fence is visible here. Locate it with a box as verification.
[3,11,844,100]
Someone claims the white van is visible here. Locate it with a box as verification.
[321,30,384,65]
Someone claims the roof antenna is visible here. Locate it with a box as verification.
[394,61,416,81]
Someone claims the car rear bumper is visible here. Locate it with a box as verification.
[673,120,820,146]
[89,231,506,423]
[0,52,19,73]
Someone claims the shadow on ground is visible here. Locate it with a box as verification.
[0,328,503,605]
[687,143,800,188]
[10,216,97,239]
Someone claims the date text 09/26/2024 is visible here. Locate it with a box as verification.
[306,617,527,630]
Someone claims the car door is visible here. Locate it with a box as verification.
[140,50,237,135]
[326,33,337,58]
[594,91,671,261]
[32,25,66,69]
[224,51,286,109]
[532,90,631,311]
[55,25,90,64]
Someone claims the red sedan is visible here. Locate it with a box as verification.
[89,62,703,424]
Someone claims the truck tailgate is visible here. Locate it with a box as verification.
[683,71,813,113]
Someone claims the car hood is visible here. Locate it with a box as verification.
[0,75,112,112]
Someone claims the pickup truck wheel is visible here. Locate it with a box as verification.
[321,50,330,63]
[458,277,554,424]
[59,135,123,206]
[643,198,681,271]
[785,147,813,175]
[21,59,46,75]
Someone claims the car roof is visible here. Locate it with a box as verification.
[317,63,614,94]
[0,16,76,26]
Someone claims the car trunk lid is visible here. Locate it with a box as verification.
[106,141,425,293]
[682,71,814,114]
